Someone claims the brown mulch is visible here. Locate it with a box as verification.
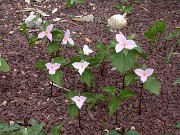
[0,0,180,135]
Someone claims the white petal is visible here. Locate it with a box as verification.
[72,62,81,69]
[134,69,144,77]
[145,68,154,77]
[82,61,90,68]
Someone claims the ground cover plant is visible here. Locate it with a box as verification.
[0,0,179,135]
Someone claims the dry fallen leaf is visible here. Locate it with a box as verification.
[72,14,94,22]
[84,37,92,43]
[52,8,58,14]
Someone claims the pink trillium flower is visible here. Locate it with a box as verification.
[115,33,137,53]
[71,96,87,109]
[134,68,154,83]
[83,45,93,55]
[62,29,74,45]
[72,61,89,75]
[38,24,53,41]
[45,62,61,75]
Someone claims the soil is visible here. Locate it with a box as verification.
[0,0,180,135]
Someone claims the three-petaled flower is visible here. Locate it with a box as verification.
[38,24,53,41]
[83,45,93,55]
[134,68,154,83]
[45,62,61,75]
[115,33,137,53]
[72,61,89,75]
[62,29,74,45]
[71,96,87,109]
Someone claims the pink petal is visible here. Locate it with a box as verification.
[72,62,81,69]
[46,24,53,32]
[45,63,53,70]
[65,29,70,38]
[68,38,74,45]
[78,68,85,75]
[49,69,56,75]
[53,63,61,70]
[62,39,67,44]
[141,76,147,83]
[38,32,46,39]
[134,69,144,76]
[116,34,126,43]
[47,33,52,41]
[115,43,124,53]
[80,96,86,102]
[145,68,154,76]
[76,102,83,109]
[82,61,89,68]
[125,40,137,49]
[71,96,79,103]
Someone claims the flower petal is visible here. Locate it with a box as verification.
[134,69,144,76]
[62,39,67,44]
[82,61,90,68]
[47,33,52,41]
[76,102,83,109]
[141,76,147,83]
[49,69,56,75]
[72,62,81,69]
[115,43,124,53]
[145,68,154,76]
[116,34,126,43]
[125,40,137,49]
[80,96,86,102]
[46,24,53,32]
[83,45,93,55]
[78,68,85,75]
[45,63,52,70]
[65,29,70,38]
[53,63,61,70]
[38,32,46,39]
[71,96,79,103]
[68,38,74,45]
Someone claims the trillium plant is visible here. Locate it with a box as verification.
[21,19,161,131]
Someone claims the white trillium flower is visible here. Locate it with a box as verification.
[45,62,61,75]
[71,96,87,109]
[134,68,154,83]
[72,61,89,75]
[83,45,93,55]
[25,14,42,28]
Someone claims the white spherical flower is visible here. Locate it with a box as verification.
[25,14,42,28]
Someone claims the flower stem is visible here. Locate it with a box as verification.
[122,74,125,89]
[138,82,143,115]
[78,109,82,129]
[50,82,53,97]
[100,62,105,76]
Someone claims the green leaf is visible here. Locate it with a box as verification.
[27,123,44,135]
[163,48,173,64]
[34,60,46,69]
[103,86,116,97]
[108,98,120,116]
[75,0,85,3]
[51,29,64,40]
[144,27,157,41]
[21,23,27,34]
[0,58,10,72]
[118,89,136,100]
[66,56,81,67]
[115,3,123,10]
[52,57,66,66]
[108,40,117,49]
[95,94,106,101]
[124,5,134,13]
[143,77,161,95]
[105,130,120,135]
[68,104,78,120]
[47,70,63,85]
[126,129,141,135]
[79,69,94,87]
[29,34,38,47]
[124,72,139,86]
[173,78,180,85]
[110,51,137,74]
[153,20,166,33]
[47,41,60,55]
[174,122,180,128]
[51,124,63,135]
[166,31,180,40]
[65,91,78,99]
[84,93,96,104]
[127,33,136,40]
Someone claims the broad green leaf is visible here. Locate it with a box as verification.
[47,70,63,85]
[115,3,123,10]
[127,33,136,40]
[68,104,78,120]
[51,124,63,135]
[105,130,120,135]
[173,78,180,85]
[83,93,96,104]
[108,98,120,116]
[144,27,157,41]
[66,0,73,8]
[95,94,106,101]
[153,20,166,33]
[34,60,46,70]
[103,86,116,97]
[65,91,78,99]
[166,31,180,40]
[66,56,81,67]
[108,40,117,49]
[52,57,66,66]
[75,0,85,3]
[79,69,94,87]
[110,51,137,74]
[174,122,180,128]
[143,77,161,95]
[21,23,27,34]
[118,89,136,100]
[51,29,63,40]
[124,72,139,86]
[86,57,102,67]
[28,119,37,125]
[47,41,59,55]
[29,34,38,47]
[0,58,10,72]
[126,129,141,135]
[163,48,173,64]
[124,5,134,13]
[27,123,44,135]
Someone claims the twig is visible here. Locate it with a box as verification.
[50,82,70,92]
